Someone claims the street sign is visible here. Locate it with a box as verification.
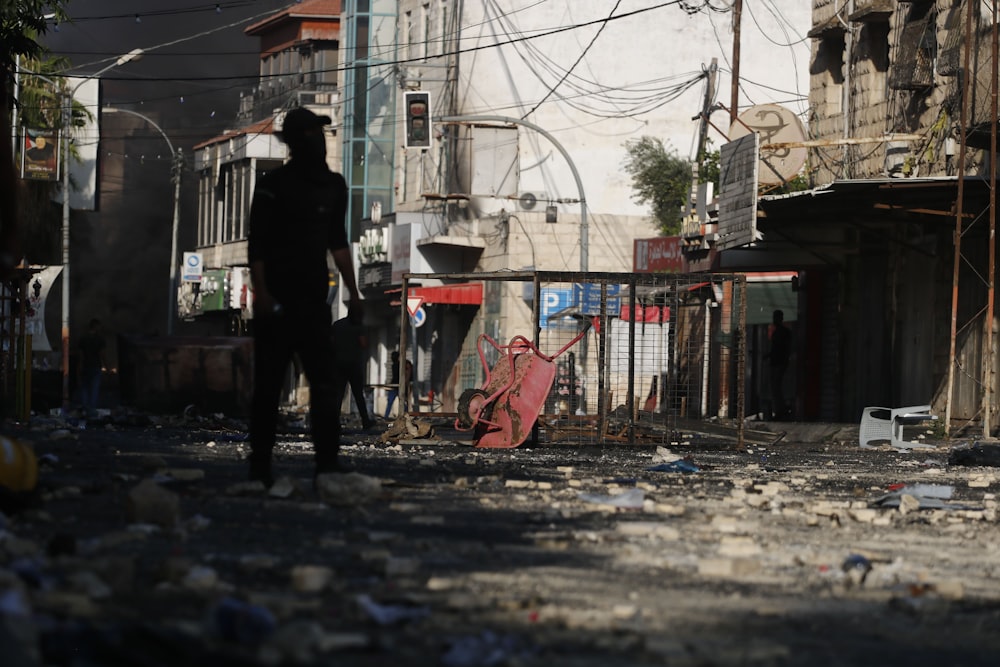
[717,133,759,251]
[574,283,621,316]
[182,252,203,282]
[406,296,424,317]
[411,305,426,328]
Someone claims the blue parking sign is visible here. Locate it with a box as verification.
[540,287,573,328]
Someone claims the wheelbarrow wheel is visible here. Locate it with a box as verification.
[457,388,490,428]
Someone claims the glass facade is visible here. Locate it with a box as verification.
[343,0,398,242]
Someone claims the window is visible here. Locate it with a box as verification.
[405,11,415,61]
[938,1,964,77]
[856,20,890,101]
[814,31,845,113]
[890,2,936,90]
[439,0,448,57]
[422,3,430,60]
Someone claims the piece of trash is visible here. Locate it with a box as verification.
[646,460,699,473]
[210,596,276,644]
[949,440,1000,467]
[842,553,872,585]
[650,446,682,464]
[356,594,430,625]
[443,630,537,667]
[578,488,645,509]
[0,587,31,616]
[871,484,974,510]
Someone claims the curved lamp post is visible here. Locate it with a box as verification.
[60,48,143,411]
[102,106,182,337]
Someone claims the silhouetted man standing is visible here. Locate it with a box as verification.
[247,107,362,486]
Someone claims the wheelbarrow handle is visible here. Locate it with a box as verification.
[543,320,592,362]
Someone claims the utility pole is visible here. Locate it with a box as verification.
[730,0,742,126]
[985,0,998,437]
[687,59,717,230]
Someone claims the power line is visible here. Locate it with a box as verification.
[45,0,687,83]
[53,0,259,23]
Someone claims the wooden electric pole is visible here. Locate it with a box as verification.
[730,0,742,126]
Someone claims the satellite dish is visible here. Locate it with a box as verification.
[729,104,807,185]
[518,192,538,210]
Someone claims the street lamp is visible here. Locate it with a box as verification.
[60,48,143,411]
[102,106,182,337]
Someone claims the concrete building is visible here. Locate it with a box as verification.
[695,0,1000,432]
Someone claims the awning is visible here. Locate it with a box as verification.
[408,282,483,305]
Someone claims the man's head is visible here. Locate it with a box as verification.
[773,309,784,325]
[278,107,331,163]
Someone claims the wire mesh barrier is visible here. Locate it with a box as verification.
[401,271,747,448]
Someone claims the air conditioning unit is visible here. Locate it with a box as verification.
[517,192,547,211]
[885,141,910,177]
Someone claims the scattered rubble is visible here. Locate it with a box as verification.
[1,419,1000,665]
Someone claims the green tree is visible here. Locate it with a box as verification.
[16,56,81,262]
[1,1,68,270]
[622,136,692,236]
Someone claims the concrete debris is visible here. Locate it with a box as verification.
[356,593,430,625]
[315,472,382,506]
[267,476,303,499]
[125,479,181,528]
[578,488,645,509]
[290,565,333,593]
[3,419,999,665]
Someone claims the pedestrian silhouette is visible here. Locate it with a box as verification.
[331,316,374,430]
[765,309,792,420]
[246,107,364,486]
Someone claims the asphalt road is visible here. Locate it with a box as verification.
[2,413,1000,666]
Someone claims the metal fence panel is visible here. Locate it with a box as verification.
[402,271,746,448]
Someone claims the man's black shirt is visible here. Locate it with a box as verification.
[247,160,349,307]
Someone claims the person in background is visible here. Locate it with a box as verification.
[765,309,792,421]
[78,318,106,418]
[247,107,363,486]
[331,316,375,431]
[401,359,413,414]
[384,350,400,419]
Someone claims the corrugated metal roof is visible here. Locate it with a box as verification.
[246,0,341,34]
[193,116,276,150]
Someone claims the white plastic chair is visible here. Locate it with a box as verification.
[859,405,937,450]
[859,407,892,448]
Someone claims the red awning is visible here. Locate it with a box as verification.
[408,283,483,305]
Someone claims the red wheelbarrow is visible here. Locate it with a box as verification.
[455,323,590,448]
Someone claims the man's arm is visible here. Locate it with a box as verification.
[332,247,363,322]
[249,259,277,315]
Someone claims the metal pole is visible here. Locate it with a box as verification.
[986,0,998,437]
[59,49,143,412]
[169,148,183,335]
[60,89,72,411]
[946,0,976,434]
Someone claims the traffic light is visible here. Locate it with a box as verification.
[404,91,432,149]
